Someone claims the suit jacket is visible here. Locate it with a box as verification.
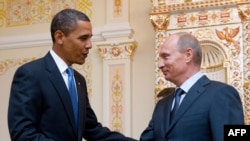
[8,52,136,141]
[140,75,244,141]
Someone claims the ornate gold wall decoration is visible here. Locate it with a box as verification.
[77,0,92,15]
[197,10,209,26]
[193,28,214,39]
[215,27,240,44]
[150,14,169,31]
[0,57,36,75]
[98,42,136,60]
[1,0,92,27]
[151,0,238,13]
[175,12,188,28]
[238,4,250,21]
[0,1,5,27]
[110,66,124,132]
[73,58,92,97]
[158,0,166,5]
[150,7,235,33]
[220,8,232,24]
[114,0,122,17]
[242,21,250,124]
[215,26,241,54]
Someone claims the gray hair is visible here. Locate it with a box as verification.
[175,32,202,66]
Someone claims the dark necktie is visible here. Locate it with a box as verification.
[66,67,78,130]
[170,88,185,122]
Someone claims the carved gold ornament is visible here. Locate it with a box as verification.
[150,14,169,31]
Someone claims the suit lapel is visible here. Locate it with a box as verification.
[44,53,77,135]
[165,95,175,130]
[165,75,210,135]
[74,71,87,141]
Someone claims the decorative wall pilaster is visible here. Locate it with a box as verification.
[238,4,250,124]
[96,40,136,136]
[95,0,137,136]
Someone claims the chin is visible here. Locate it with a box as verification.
[164,76,170,81]
[75,60,85,65]
[79,62,85,65]
[78,58,86,64]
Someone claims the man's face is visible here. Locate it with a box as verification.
[60,20,93,66]
[158,36,187,85]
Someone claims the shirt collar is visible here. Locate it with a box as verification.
[49,49,68,73]
[180,71,204,93]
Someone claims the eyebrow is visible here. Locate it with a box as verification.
[78,34,92,39]
[159,52,170,56]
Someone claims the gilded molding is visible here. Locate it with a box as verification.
[238,4,250,22]
[1,0,92,27]
[114,0,122,17]
[150,0,245,14]
[110,67,124,132]
[0,57,36,75]
[150,13,169,31]
[184,0,192,2]
[97,42,137,60]
[242,21,250,124]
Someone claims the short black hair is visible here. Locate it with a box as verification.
[50,8,90,43]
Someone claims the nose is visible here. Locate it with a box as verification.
[158,57,164,69]
[85,39,92,49]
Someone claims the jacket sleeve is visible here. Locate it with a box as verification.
[83,101,137,141]
[209,84,244,141]
[140,119,155,141]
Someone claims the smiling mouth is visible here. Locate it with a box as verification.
[83,53,88,57]
[162,70,168,75]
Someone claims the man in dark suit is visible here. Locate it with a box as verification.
[140,32,244,141]
[8,9,136,141]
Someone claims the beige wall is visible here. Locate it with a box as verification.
[0,0,155,140]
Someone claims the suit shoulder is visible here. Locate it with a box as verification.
[209,80,234,88]
[15,57,46,74]
[206,80,238,94]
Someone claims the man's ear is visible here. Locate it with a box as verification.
[54,30,64,44]
[185,48,193,63]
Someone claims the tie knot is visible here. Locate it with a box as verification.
[175,88,185,97]
[66,67,73,76]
